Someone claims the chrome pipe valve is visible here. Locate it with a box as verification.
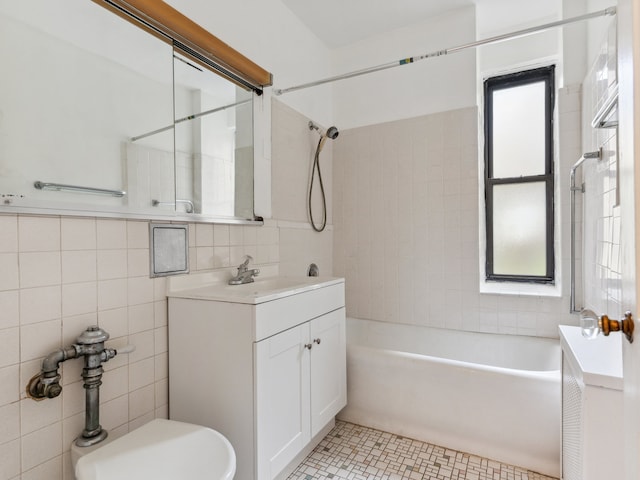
[27,326,135,447]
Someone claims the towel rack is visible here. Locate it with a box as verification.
[34,181,126,197]
[151,199,194,213]
[569,151,601,314]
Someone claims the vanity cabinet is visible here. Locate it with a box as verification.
[559,326,623,480]
[168,278,346,480]
[255,308,345,479]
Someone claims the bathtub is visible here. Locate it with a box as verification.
[337,318,561,478]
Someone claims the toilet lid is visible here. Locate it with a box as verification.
[75,419,236,480]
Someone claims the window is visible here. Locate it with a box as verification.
[484,66,555,283]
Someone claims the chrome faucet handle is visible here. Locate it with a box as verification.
[237,255,253,274]
[102,344,135,361]
[229,256,258,285]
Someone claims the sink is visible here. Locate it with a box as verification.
[74,419,235,480]
[168,275,344,304]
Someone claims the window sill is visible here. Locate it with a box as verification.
[480,279,561,297]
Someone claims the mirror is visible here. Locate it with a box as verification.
[0,0,259,223]
[172,52,254,219]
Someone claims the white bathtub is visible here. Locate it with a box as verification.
[338,317,561,477]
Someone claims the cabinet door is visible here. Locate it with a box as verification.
[255,323,310,480]
[310,308,347,437]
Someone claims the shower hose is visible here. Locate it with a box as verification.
[308,136,327,232]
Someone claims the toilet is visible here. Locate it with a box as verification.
[73,419,236,480]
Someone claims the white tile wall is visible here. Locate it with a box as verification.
[0,99,335,479]
[278,224,333,277]
[271,99,334,226]
[0,214,296,480]
[1,204,331,479]
[125,143,177,214]
[271,99,335,276]
[581,51,621,318]
[333,99,580,338]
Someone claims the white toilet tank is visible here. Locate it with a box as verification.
[74,419,236,480]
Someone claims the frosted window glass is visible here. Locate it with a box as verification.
[493,182,547,276]
[492,82,546,178]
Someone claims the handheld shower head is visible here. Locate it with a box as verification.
[309,121,339,140]
[325,126,339,140]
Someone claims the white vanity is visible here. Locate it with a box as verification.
[168,275,346,480]
[559,325,623,480]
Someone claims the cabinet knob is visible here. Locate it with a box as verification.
[304,343,313,350]
[313,338,321,345]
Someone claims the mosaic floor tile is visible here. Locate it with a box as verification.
[287,421,558,480]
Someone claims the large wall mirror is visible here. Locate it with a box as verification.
[0,0,269,223]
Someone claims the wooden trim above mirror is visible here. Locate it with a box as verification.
[94,0,273,91]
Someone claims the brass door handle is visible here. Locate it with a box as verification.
[581,310,634,343]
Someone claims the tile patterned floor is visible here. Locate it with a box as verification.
[287,421,558,480]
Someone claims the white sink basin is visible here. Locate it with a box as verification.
[74,419,235,480]
[168,276,344,304]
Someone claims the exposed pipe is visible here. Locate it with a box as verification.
[570,151,601,314]
[27,326,135,447]
[32,346,78,399]
[274,7,617,96]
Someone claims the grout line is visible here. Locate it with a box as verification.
[287,420,559,480]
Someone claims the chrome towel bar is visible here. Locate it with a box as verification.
[152,198,194,213]
[34,181,126,197]
[569,151,601,314]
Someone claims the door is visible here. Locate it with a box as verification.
[255,323,311,480]
[618,1,640,478]
[309,308,347,437]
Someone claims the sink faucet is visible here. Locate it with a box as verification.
[229,255,260,285]
[27,326,134,447]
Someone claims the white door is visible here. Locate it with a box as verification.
[255,323,311,480]
[309,308,347,437]
[617,1,640,478]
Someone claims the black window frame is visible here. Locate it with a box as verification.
[484,65,555,284]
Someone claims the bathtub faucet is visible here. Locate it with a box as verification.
[229,255,260,285]
[27,326,134,447]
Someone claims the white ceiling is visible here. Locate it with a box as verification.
[280,0,477,48]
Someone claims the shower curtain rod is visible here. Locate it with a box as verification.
[130,98,251,142]
[274,6,616,96]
